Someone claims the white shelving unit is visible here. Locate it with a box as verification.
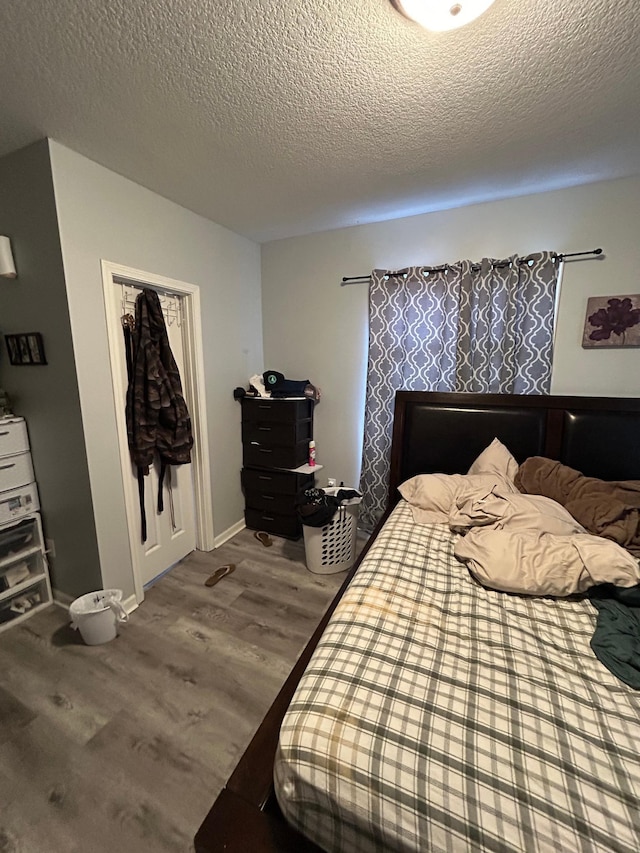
[0,417,52,632]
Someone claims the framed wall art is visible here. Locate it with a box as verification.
[5,332,47,365]
[582,295,640,349]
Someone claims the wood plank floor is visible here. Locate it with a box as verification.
[0,527,357,853]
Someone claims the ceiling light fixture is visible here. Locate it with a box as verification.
[390,0,497,31]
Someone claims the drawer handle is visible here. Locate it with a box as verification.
[258,426,272,431]
[258,404,272,409]
[0,463,15,471]
[0,431,9,436]
[258,475,272,481]
[261,495,275,501]
[258,448,272,454]
[262,515,275,521]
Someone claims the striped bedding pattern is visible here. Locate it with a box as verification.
[274,501,640,852]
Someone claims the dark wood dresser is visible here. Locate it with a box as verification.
[241,397,315,539]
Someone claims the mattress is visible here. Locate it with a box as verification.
[274,501,640,853]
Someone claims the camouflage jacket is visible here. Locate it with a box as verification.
[124,289,193,539]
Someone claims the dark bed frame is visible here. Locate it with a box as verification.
[195,391,640,852]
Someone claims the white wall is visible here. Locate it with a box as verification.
[261,175,640,490]
[49,141,263,600]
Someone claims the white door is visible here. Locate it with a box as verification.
[112,281,197,589]
[132,295,197,587]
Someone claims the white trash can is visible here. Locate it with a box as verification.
[303,489,361,575]
[69,589,128,645]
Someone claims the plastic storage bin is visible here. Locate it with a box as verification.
[303,489,361,575]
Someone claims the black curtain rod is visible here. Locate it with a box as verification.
[341,248,603,285]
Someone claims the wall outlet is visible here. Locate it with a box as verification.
[327,477,337,487]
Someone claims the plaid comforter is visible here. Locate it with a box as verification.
[274,501,640,852]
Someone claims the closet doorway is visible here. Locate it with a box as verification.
[102,261,214,603]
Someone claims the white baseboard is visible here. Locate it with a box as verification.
[52,588,138,615]
[213,518,245,549]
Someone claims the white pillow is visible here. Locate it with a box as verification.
[398,472,467,516]
[398,472,517,524]
[467,437,518,482]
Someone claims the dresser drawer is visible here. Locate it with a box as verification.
[0,516,38,563]
[242,468,314,495]
[0,577,47,628]
[0,420,29,459]
[244,508,301,540]
[241,398,313,424]
[243,441,309,470]
[0,453,34,492]
[0,482,39,526]
[244,489,300,514]
[242,419,312,446]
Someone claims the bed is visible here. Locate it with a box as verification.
[195,392,640,853]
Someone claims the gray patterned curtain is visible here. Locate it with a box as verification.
[359,252,559,530]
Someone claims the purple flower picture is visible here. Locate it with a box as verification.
[582,294,640,348]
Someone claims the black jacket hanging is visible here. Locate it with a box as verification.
[123,288,193,542]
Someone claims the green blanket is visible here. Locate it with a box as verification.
[589,584,640,689]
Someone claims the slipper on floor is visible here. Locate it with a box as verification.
[204,564,236,587]
[254,531,273,547]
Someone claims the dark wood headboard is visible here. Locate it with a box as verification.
[389,392,640,505]
[196,391,640,853]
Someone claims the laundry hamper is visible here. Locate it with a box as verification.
[303,491,361,575]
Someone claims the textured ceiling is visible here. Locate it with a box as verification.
[0,0,639,242]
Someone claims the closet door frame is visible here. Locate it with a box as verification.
[101,260,214,604]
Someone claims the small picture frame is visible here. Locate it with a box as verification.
[5,333,47,366]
